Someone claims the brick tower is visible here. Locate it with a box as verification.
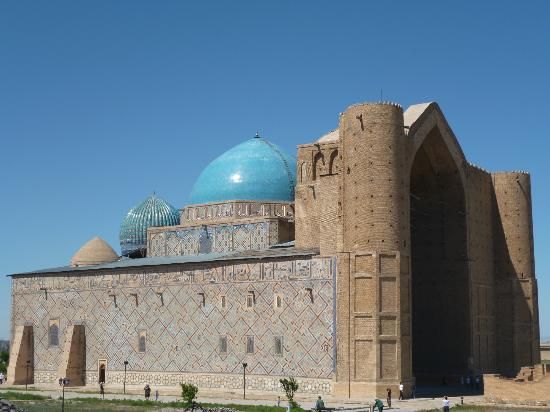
[332,103,411,397]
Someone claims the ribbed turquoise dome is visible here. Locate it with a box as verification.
[120,194,179,257]
[189,135,296,205]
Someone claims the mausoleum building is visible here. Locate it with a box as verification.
[7,101,540,398]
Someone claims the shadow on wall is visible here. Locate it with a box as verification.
[492,174,538,378]
[410,127,471,383]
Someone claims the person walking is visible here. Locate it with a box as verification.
[99,381,105,400]
[442,395,450,412]
[155,389,159,401]
[411,384,416,399]
[0,372,4,384]
[315,396,325,410]
[399,382,404,400]
[144,384,151,400]
[386,387,392,408]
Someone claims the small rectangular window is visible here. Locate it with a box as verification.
[275,295,282,308]
[220,295,226,309]
[246,293,254,308]
[246,336,254,354]
[274,336,283,356]
[48,319,59,347]
[219,336,227,353]
[138,330,146,353]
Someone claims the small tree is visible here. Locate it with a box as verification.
[180,382,199,408]
[0,351,8,374]
[280,377,299,409]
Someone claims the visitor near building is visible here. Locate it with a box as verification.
[0,372,4,384]
[315,396,325,410]
[144,384,151,400]
[399,382,404,400]
[386,387,391,408]
[99,381,104,399]
[155,389,159,401]
[373,398,384,411]
[442,396,450,412]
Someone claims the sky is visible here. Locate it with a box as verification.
[0,1,549,340]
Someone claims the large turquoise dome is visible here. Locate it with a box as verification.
[189,134,296,205]
[120,194,179,257]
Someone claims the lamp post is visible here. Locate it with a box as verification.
[25,360,30,390]
[123,361,129,395]
[59,377,69,412]
[242,363,247,400]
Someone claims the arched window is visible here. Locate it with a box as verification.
[329,150,340,175]
[48,321,59,346]
[313,152,325,180]
[138,331,146,353]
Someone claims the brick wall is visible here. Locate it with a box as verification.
[11,255,335,391]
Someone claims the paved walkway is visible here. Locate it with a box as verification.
[0,384,486,411]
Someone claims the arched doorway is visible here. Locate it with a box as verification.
[410,127,471,383]
[98,361,106,383]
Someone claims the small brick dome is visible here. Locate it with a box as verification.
[70,237,118,267]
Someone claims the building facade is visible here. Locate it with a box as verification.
[7,101,540,398]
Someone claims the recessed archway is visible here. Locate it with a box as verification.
[410,126,471,383]
[98,361,106,384]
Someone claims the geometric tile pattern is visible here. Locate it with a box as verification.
[148,221,276,257]
[11,255,335,388]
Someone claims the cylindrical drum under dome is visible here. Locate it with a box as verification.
[119,194,180,257]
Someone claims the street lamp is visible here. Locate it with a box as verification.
[242,363,248,400]
[25,360,30,390]
[59,377,69,412]
[123,361,129,394]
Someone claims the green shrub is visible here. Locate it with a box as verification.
[0,351,8,374]
[279,377,299,409]
[180,382,199,407]
[0,391,49,400]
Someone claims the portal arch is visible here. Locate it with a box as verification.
[409,122,472,382]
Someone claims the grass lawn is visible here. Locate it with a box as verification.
[0,392,306,412]
[0,390,50,400]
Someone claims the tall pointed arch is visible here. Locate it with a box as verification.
[406,103,472,381]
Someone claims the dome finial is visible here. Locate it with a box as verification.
[255,131,260,138]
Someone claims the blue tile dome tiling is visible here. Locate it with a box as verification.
[120,194,180,256]
[188,134,296,205]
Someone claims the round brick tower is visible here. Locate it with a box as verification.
[341,102,408,252]
[492,171,540,372]
[335,102,412,398]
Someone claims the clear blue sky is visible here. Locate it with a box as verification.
[0,1,549,341]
